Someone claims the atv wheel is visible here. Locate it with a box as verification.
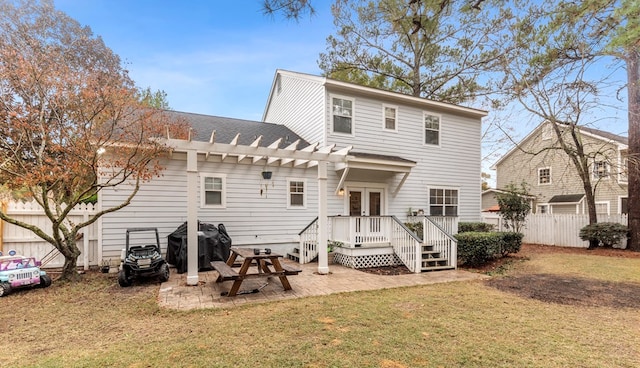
[118,269,132,287]
[0,283,11,297]
[158,263,170,283]
[39,274,52,288]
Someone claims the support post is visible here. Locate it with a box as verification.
[317,161,329,274]
[186,149,199,285]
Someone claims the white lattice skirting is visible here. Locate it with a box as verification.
[334,253,403,269]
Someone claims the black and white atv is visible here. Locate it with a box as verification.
[118,228,170,287]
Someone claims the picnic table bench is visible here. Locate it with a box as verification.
[211,247,302,296]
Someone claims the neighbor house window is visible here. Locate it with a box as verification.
[537,204,549,214]
[538,167,551,185]
[424,113,440,146]
[595,201,610,216]
[201,174,226,208]
[620,197,628,214]
[287,179,306,208]
[332,96,354,134]
[383,105,397,131]
[593,160,610,179]
[429,188,458,216]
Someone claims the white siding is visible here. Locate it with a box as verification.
[324,91,482,222]
[264,74,326,144]
[100,156,348,259]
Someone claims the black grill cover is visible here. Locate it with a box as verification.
[166,222,232,274]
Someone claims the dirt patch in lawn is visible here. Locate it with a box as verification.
[484,244,640,309]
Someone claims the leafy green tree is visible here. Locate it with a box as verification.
[318,0,506,104]
[495,183,531,233]
[261,0,315,20]
[137,87,171,109]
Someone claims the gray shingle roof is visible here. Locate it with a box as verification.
[165,110,311,149]
[579,126,628,145]
[548,194,585,203]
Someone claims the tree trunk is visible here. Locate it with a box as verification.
[627,50,640,251]
[582,178,599,249]
[58,237,82,281]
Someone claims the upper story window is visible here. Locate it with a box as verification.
[538,167,551,185]
[287,179,306,208]
[593,160,610,179]
[423,113,440,146]
[201,174,226,208]
[429,188,458,216]
[332,96,354,135]
[383,105,397,131]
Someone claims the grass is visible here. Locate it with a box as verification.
[3,250,640,368]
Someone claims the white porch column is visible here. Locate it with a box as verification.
[317,161,329,274]
[186,149,199,285]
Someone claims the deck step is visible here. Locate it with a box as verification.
[287,251,300,262]
[421,265,455,272]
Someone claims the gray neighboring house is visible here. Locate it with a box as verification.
[98,69,487,279]
[491,121,628,216]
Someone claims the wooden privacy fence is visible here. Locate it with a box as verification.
[481,213,628,248]
[0,200,99,269]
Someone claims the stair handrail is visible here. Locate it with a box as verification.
[422,216,458,269]
[389,216,422,273]
[298,217,319,235]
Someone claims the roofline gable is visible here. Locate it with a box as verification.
[262,69,488,120]
[491,121,629,170]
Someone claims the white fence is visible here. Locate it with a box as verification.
[1,200,99,269]
[481,213,628,248]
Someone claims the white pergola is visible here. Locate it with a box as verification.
[164,131,352,285]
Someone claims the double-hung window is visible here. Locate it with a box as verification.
[538,167,551,185]
[593,160,610,179]
[424,113,440,146]
[429,188,458,216]
[383,105,397,131]
[201,174,226,208]
[287,179,306,208]
[332,96,354,134]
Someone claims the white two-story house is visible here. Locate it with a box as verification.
[98,69,487,282]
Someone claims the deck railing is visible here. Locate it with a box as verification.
[421,216,458,269]
[389,216,422,273]
[298,217,319,263]
[300,215,457,271]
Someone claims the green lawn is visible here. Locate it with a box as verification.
[3,249,639,368]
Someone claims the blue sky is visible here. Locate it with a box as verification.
[53,0,629,176]
[55,0,335,121]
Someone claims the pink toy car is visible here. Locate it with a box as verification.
[0,250,52,297]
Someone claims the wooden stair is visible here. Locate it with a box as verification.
[287,247,301,262]
[421,244,454,272]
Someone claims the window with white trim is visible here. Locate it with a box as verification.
[332,96,353,134]
[537,204,549,214]
[287,179,306,208]
[593,160,610,179]
[383,105,397,131]
[429,188,458,216]
[201,174,226,208]
[423,113,440,146]
[538,167,551,185]
[595,201,610,215]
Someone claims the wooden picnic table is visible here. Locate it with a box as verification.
[211,247,301,297]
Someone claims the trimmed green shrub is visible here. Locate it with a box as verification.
[500,232,524,255]
[458,222,494,233]
[455,231,503,267]
[579,222,628,248]
[455,231,524,267]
